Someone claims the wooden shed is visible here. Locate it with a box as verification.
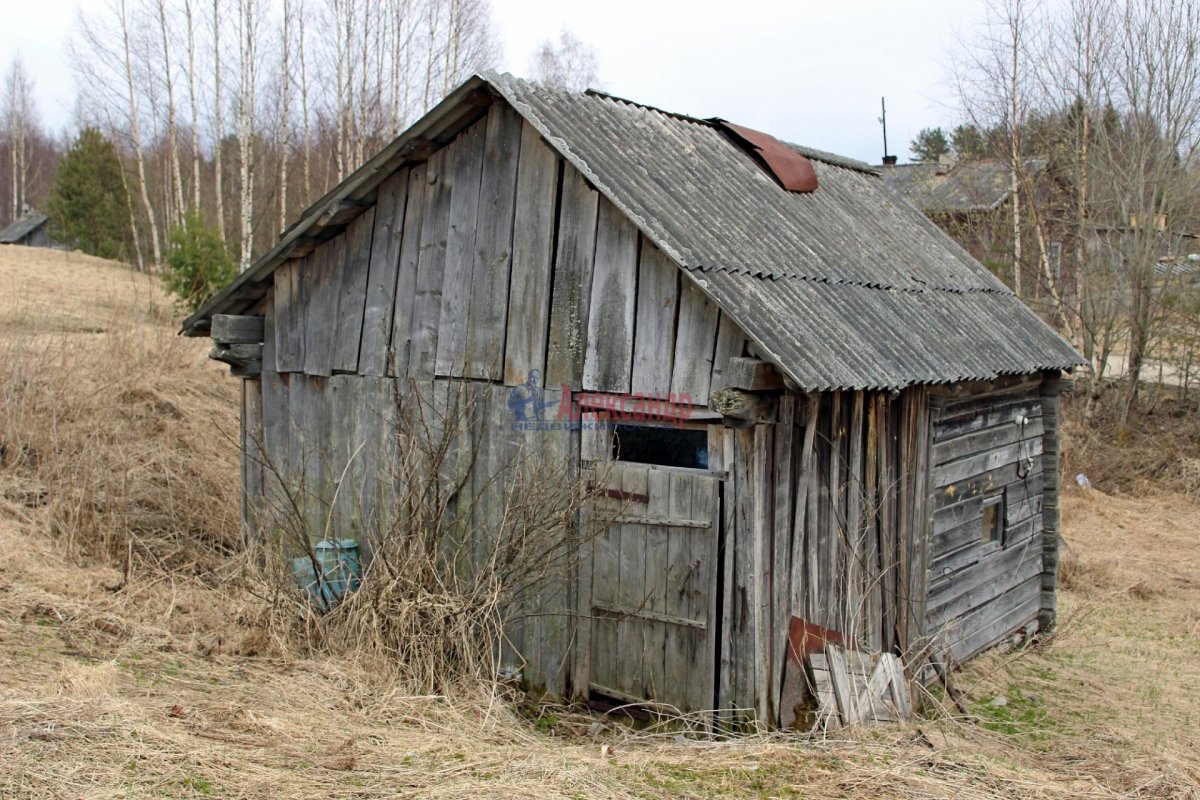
[183,73,1084,727]
[0,208,50,247]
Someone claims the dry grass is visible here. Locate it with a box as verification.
[1,246,1199,798]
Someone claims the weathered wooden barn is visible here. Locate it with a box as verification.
[183,73,1084,727]
[0,208,50,247]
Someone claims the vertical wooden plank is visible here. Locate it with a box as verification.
[709,311,747,393]
[332,208,377,373]
[644,469,671,702]
[545,165,600,390]
[752,424,773,725]
[503,122,561,387]
[465,103,523,380]
[273,260,304,372]
[822,393,842,630]
[409,143,455,379]
[241,378,265,542]
[303,238,342,377]
[805,398,823,624]
[771,394,796,723]
[615,467,648,698]
[687,474,718,717]
[670,278,720,403]
[359,169,410,376]
[846,391,865,646]
[878,394,897,653]
[630,241,679,397]
[583,200,639,393]
[730,427,758,719]
[864,394,883,651]
[260,288,286,490]
[718,426,737,720]
[435,117,487,378]
[389,164,427,378]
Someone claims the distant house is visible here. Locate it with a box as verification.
[881,157,1050,268]
[0,208,50,248]
[185,74,1082,727]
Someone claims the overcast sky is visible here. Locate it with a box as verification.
[2,0,980,165]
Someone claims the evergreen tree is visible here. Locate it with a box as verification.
[910,127,951,163]
[161,211,237,313]
[46,127,131,259]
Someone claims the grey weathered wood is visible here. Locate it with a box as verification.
[846,391,865,649]
[670,278,720,403]
[210,342,263,377]
[260,292,290,511]
[388,164,427,378]
[302,238,342,377]
[358,169,410,376]
[730,427,756,718]
[435,117,487,378]
[709,312,748,393]
[927,544,1042,627]
[545,165,599,390]
[614,467,648,698]
[942,574,1042,663]
[695,472,719,718]
[212,314,265,344]
[641,468,671,700]
[464,103,523,380]
[752,424,772,723]
[332,208,376,373]
[933,417,1045,464]
[718,426,737,719]
[710,388,779,424]
[274,259,305,372]
[771,396,794,724]
[409,144,454,379]
[630,241,679,396]
[725,358,786,391]
[1039,374,1062,632]
[241,378,265,542]
[503,122,560,387]
[583,200,639,393]
[933,438,1044,488]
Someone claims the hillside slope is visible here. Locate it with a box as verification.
[0,245,1197,799]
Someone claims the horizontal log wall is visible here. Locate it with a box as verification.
[926,376,1047,665]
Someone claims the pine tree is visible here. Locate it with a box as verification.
[909,127,952,163]
[47,127,131,260]
[161,211,238,313]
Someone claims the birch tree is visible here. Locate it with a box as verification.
[3,56,35,221]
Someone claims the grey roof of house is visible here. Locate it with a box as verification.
[0,210,48,243]
[184,73,1083,391]
[879,158,1047,214]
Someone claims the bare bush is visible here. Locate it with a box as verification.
[247,380,613,695]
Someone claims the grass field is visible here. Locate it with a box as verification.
[1,244,1198,799]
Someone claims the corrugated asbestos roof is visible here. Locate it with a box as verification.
[184,72,1083,391]
[0,210,48,243]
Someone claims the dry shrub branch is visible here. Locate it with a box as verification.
[248,380,613,695]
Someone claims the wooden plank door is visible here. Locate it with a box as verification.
[587,461,720,713]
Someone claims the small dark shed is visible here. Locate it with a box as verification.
[0,208,50,247]
[183,73,1084,727]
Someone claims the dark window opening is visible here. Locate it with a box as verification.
[981,492,1006,545]
[612,424,709,469]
